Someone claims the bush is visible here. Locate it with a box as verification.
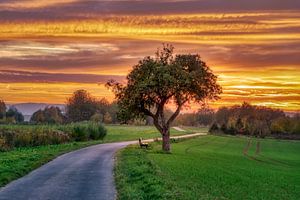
[14,130,70,147]
[71,124,89,141]
[88,123,107,140]
[0,122,107,151]
[90,113,103,123]
[0,128,70,151]
[209,123,219,133]
[62,122,107,141]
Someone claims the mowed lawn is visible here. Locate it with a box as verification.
[115,135,300,200]
[0,125,206,187]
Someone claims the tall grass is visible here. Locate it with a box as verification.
[0,122,107,151]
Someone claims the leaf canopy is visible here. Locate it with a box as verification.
[107,44,222,123]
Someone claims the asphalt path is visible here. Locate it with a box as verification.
[0,141,135,200]
[0,133,205,200]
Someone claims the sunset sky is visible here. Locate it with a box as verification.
[0,0,299,111]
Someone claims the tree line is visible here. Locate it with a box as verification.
[1,94,299,140]
[210,102,300,139]
[0,90,118,125]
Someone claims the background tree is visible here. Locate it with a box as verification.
[31,107,64,124]
[6,106,24,123]
[0,100,6,120]
[108,101,119,124]
[213,103,290,137]
[66,90,98,122]
[96,98,110,116]
[107,44,222,152]
[30,110,45,123]
[196,107,215,126]
[103,112,113,124]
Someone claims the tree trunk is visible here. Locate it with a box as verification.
[162,129,170,152]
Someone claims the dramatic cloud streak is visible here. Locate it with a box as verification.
[0,0,299,111]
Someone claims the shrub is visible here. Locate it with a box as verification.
[0,122,107,151]
[0,127,71,151]
[72,124,89,141]
[209,123,219,133]
[59,122,107,141]
[90,113,103,123]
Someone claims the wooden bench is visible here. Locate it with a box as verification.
[139,138,149,148]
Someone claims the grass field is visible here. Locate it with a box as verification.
[0,125,207,187]
[115,135,300,200]
[103,125,207,142]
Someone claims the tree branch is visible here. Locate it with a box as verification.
[153,118,163,134]
[166,101,187,127]
[141,107,155,118]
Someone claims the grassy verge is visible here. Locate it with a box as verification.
[0,125,208,187]
[115,135,300,200]
[115,146,177,200]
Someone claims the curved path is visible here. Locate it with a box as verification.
[0,141,135,200]
[0,133,205,200]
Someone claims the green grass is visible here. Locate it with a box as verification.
[115,135,300,200]
[0,125,207,187]
[103,125,206,142]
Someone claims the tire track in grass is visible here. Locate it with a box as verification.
[256,140,292,167]
[255,141,260,155]
[243,139,291,167]
[185,136,218,154]
[243,139,266,163]
[258,154,291,167]
[243,139,251,156]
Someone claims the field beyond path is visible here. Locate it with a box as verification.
[116,135,300,200]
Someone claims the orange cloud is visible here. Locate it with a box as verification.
[0,0,78,9]
[0,11,299,112]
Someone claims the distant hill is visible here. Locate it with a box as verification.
[7,103,65,116]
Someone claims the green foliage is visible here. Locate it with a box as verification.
[116,136,300,200]
[66,122,107,141]
[107,44,221,124]
[66,90,98,122]
[0,127,70,151]
[66,90,118,123]
[0,122,107,151]
[107,44,221,151]
[64,122,107,141]
[71,124,89,141]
